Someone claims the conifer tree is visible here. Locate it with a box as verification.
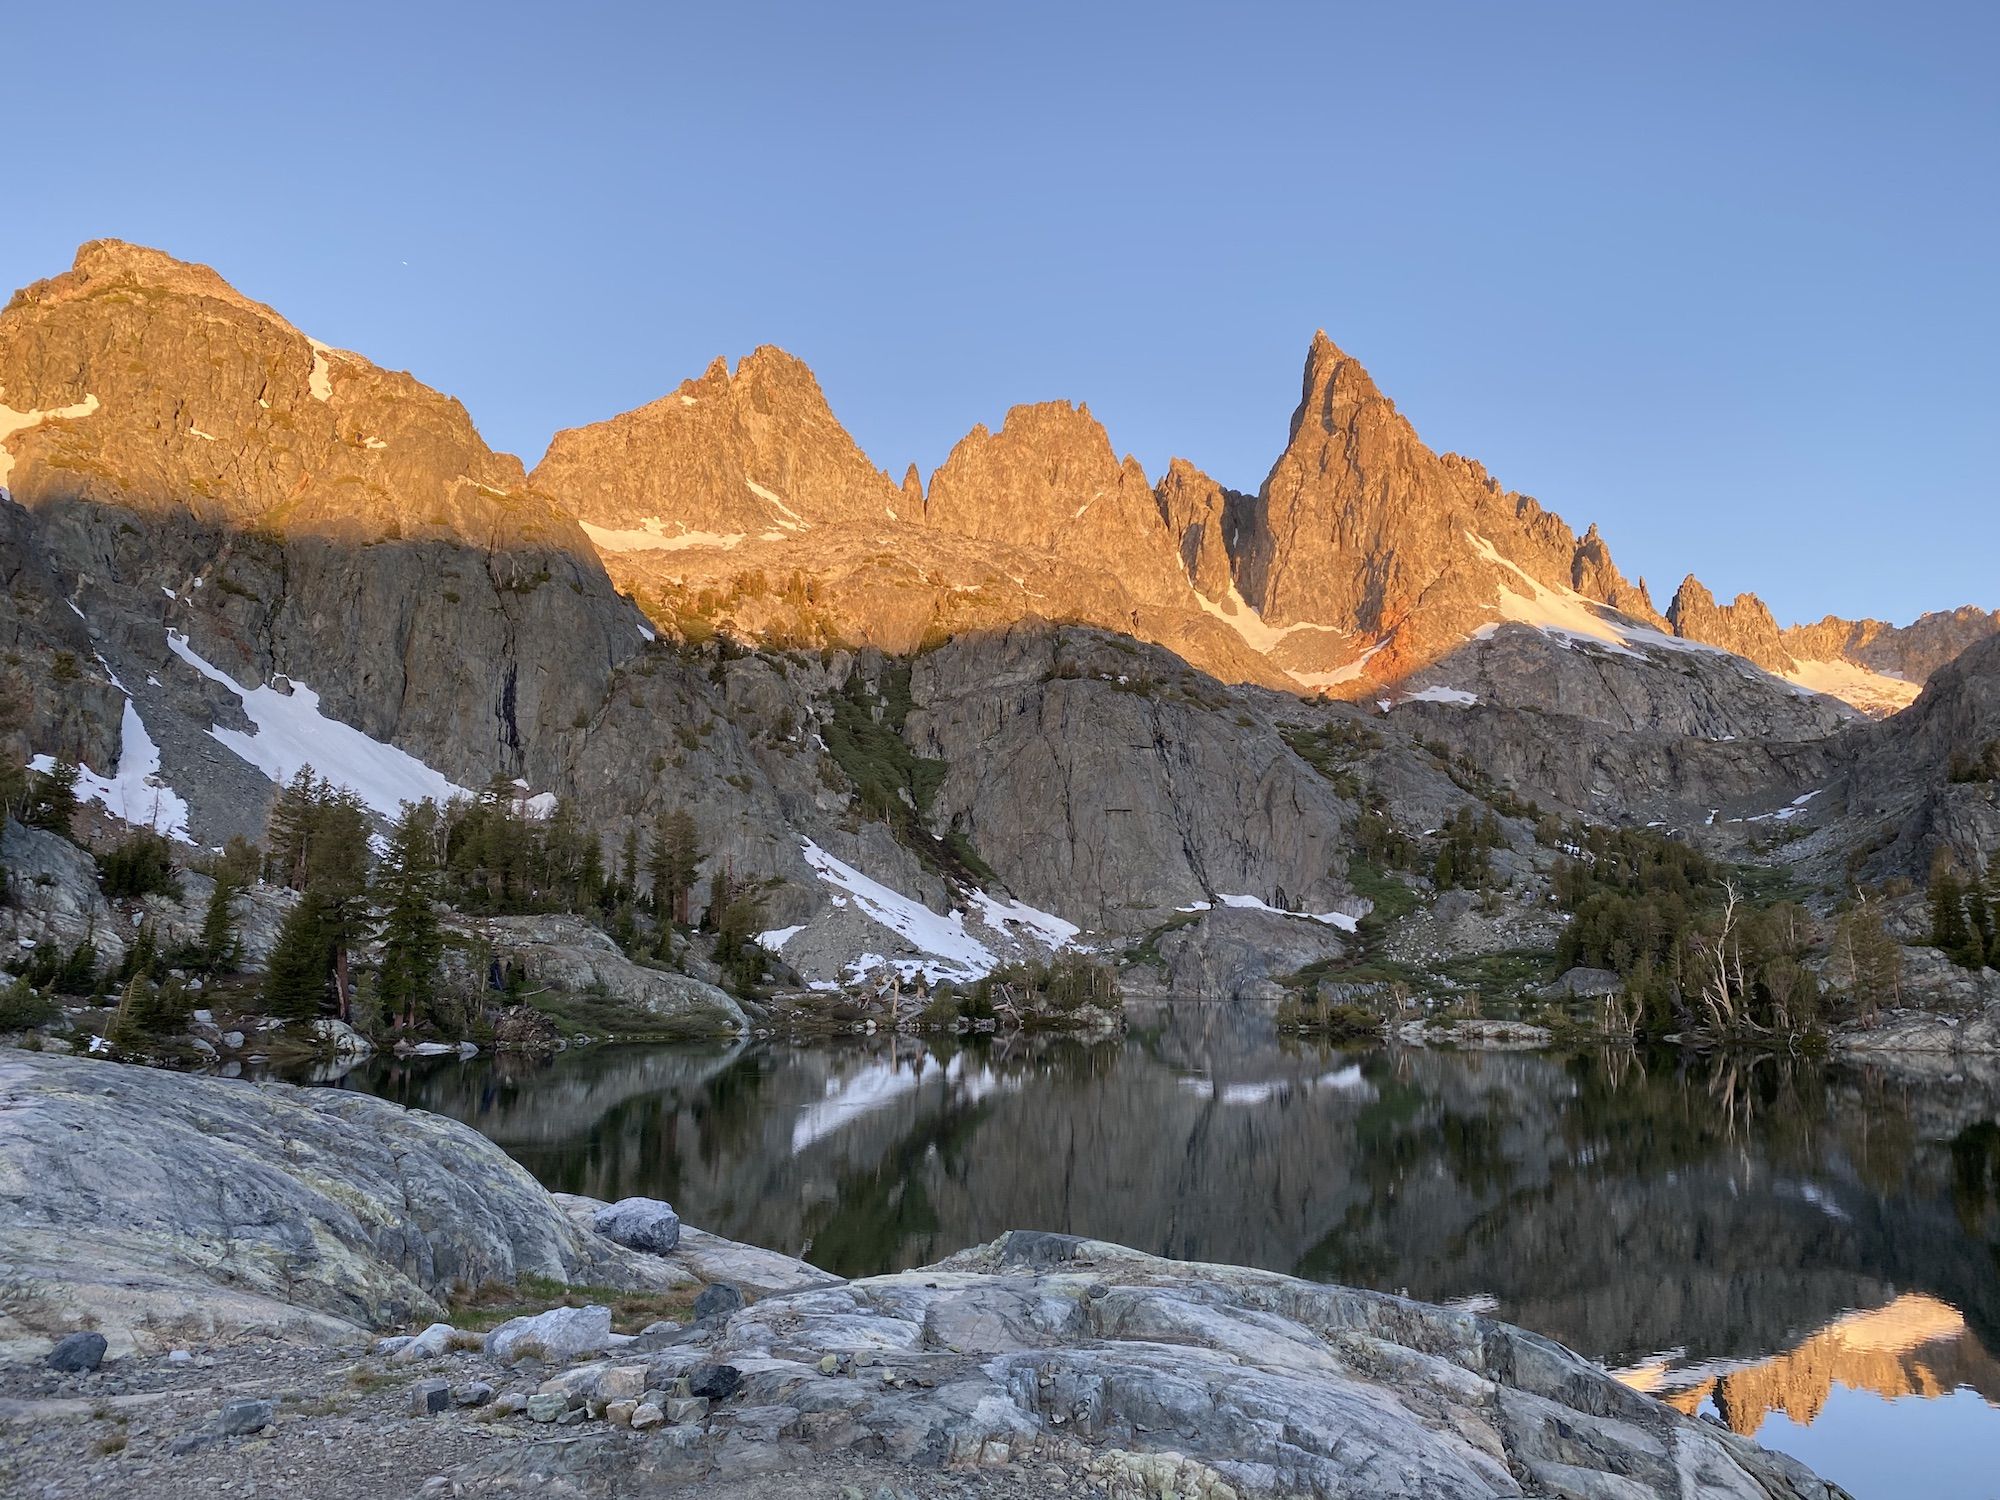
[23,761,79,835]
[199,869,243,976]
[263,891,335,1021]
[376,800,445,1031]
[648,808,701,924]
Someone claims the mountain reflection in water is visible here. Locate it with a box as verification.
[325,1003,2000,1497]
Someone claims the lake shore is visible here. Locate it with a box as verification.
[0,1047,1854,1499]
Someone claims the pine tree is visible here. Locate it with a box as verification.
[376,800,445,1031]
[619,824,641,904]
[1930,854,1981,967]
[199,870,242,976]
[1833,894,1903,1020]
[648,808,701,924]
[23,761,79,835]
[266,767,329,888]
[263,891,335,1021]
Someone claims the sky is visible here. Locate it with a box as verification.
[7,1,1994,626]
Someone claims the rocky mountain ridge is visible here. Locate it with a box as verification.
[4,240,1998,998]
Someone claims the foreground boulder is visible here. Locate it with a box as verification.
[0,1051,682,1353]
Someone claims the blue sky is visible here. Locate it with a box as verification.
[8,2,1994,624]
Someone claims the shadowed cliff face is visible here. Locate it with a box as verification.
[328,1027,2000,1386]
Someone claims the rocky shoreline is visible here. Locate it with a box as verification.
[0,1049,1852,1498]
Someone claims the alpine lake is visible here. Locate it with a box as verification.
[313,1002,2000,1499]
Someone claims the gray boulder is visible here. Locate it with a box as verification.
[691,1282,744,1322]
[216,1397,274,1436]
[45,1330,107,1372]
[591,1197,682,1254]
[485,1304,617,1364]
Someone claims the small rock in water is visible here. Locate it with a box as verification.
[453,1380,495,1408]
[410,1378,452,1416]
[691,1283,744,1322]
[217,1396,275,1435]
[46,1332,107,1373]
[590,1197,682,1254]
[524,1392,566,1424]
[686,1364,741,1401]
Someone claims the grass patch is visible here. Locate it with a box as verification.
[1347,859,1418,926]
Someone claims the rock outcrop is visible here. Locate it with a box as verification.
[1665,576,1792,672]
[0,1050,683,1352]
[483,1229,1844,1499]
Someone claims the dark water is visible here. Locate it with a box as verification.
[325,1004,2000,1498]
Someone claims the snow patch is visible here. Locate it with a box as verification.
[757,924,805,951]
[801,841,996,981]
[1403,685,1480,707]
[580,518,747,554]
[1783,656,1920,716]
[967,890,1080,949]
[28,697,190,840]
[1213,892,1359,932]
[165,630,468,818]
[1465,532,1722,660]
[745,477,808,532]
[0,388,101,489]
[306,339,334,402]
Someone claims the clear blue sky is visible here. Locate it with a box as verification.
[9,2,1994,625]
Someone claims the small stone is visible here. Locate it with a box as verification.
[420,1477,454,1498]
[817,1353,840,1375]
[410,1379,452,1416]
[686,1363,741,1400]
[629,1402,665,1430]
[371,1335,414,1357]
[392,1323,457,1364]
[490,1392,528,1417]
[555,1406,586,1425]
[594,1364,648,1401]
[220,1030,245,1049]
[841,1487,866,1500]
[604,1399,637,1426]
[217,1397,275,1436]
[664,1395,708,1424]
[525,1393,566,1424]
[691,1283,744,1322]
[453,1381,495,1408]
[166,1349,193,1366]
[46,1332,108,1373]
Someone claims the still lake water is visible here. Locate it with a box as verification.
[326,1002,2000,1498]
